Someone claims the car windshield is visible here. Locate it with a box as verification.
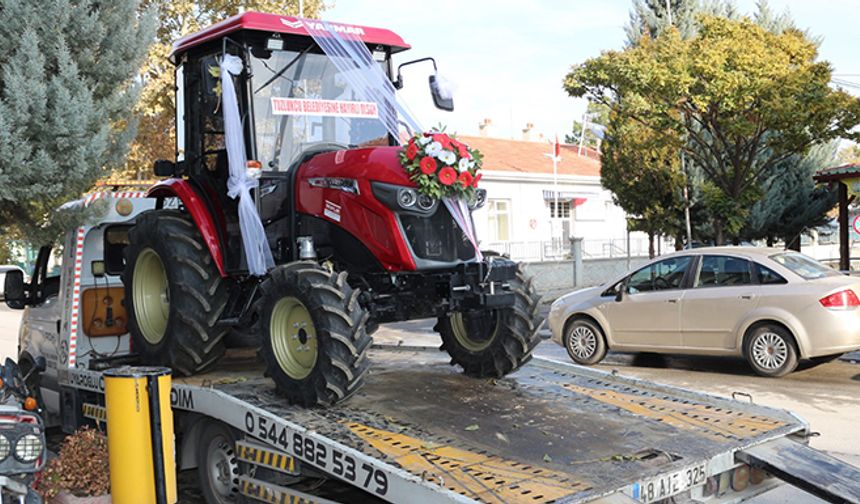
[769,252,839,280]
[250,48,392,172]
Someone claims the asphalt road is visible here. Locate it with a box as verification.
[2,304,857,503]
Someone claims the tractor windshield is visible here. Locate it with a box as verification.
[250,48,393,172]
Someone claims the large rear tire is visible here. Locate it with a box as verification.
[436,264,542,377]
[124,210,230,375]
[259,263,371,406]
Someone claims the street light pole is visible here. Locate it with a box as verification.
[682,151,692,247]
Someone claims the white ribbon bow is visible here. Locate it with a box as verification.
[220,55,274,276]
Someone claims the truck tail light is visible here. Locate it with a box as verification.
[819,289,860,308]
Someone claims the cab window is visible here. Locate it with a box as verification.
[627,256,692,294]
[695,255,752,287]
[756,263,787,285]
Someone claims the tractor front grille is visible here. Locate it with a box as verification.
[399,206,476,263]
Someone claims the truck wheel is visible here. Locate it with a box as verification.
[259,263,371,406]
[744,323,798,377]
[124,210,229,375]
[197,421,241,504]
[436,265,542,377]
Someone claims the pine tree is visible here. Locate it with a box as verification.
[743,144,838,250]
[0,0,155,243]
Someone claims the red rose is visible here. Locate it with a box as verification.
[438,167,457,186]
[432,133,452,149]
[471,173,482,188]
[419,156,437,175]
[406,142,419,160]
[457,171,473,187]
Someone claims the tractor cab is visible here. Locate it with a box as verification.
[159,12,446,272]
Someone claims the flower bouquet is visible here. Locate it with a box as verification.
[399,128,483,200]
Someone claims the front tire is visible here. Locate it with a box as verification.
[259,263,371,406]
[124,210,230,375]
[436,264,542,377]
[744,324,798,377]
[563,318,607,365]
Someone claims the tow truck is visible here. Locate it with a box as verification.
[4,191,859,503]
[4,12,860,504]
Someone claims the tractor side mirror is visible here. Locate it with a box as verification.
[33,356,46,373]
[153,159,176,177]
[429,75,454,112]
[4,270,27,310]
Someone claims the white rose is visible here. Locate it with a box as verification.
[458,157,471,171]
[418,135,432,146]
[426,141,443,155]
[439,150,456,165]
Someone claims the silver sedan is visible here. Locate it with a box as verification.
[548,247,860,377]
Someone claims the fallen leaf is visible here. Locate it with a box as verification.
[465,424,480,431]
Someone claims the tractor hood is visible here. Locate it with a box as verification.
[296,146,415,188]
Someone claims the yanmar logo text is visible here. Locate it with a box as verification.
[280,18,366,36]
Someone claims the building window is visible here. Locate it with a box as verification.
[487,199,511,241]
[548,201,571,219]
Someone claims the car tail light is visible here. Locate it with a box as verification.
[819,289,860,308]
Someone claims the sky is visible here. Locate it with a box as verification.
[324,0,860,143]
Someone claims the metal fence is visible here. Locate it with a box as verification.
[482,237,672,262]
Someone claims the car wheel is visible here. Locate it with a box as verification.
[744,324,798,377]
[563,318,607,365]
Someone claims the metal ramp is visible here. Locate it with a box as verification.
[737,437,860,504]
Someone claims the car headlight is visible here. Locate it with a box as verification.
[14,434,42,463]
[0,434,10,460]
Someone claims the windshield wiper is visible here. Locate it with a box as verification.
[255,45,314,94]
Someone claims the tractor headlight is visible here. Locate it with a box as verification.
[14,434,42,463]
[372,182,437,216]
[396,188,417,208]
[468,188,487,210]
[0,434,10,460]
[416,193,436,211]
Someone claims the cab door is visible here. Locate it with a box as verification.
[22,245,62,414]
[681,255,760,351]
[599,255,693,348]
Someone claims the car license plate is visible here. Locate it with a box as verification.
[632,463,707,503]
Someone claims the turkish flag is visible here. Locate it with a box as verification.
[554,135,560,158]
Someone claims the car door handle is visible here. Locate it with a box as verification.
[739,295,753,300]
[667,298,679,303]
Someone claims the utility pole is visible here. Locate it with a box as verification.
[682,151,692,247]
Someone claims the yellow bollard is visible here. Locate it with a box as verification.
[104,366,177,504]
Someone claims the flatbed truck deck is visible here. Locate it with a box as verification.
[67,345,858,504]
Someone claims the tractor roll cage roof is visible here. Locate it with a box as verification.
[171,11,411,62]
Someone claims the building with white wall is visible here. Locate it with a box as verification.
[463,135,650,260]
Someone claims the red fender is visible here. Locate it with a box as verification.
[146,179,227,277]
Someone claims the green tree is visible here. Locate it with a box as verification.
[743,143,837,250]
[0,0,155,243]
[565,16,860,244]
[836,143,860,165]
[601,113,686,257]
[117,0,328,180]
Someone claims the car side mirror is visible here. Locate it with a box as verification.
[153,159,176,177]
[429,74,454,111]
[4,270,27,310]
[615,290,625,302]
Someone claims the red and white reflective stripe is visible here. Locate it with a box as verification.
[82,191,147,208]
[68,227,85,368]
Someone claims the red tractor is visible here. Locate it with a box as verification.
[124,12,543,406]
